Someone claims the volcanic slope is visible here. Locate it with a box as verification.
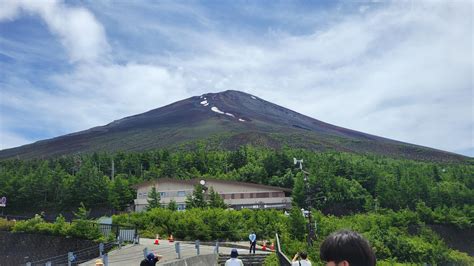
[0,90,466,161]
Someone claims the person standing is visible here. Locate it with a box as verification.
[292,251,311,266]
[248,232,257,254]
[225,248,244,266]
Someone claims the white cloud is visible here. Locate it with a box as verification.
[0,131,32,150]
[1,63,189,136]
[0,0,472,156]
[0,0,109,63]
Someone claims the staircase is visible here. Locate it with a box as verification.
[217,253,270,266]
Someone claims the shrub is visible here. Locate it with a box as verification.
[263,253,279,266]
[0,218,15,231]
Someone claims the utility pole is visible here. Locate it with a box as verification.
[294,158,315,246]
[111,158,115,181]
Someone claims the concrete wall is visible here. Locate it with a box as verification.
[0,231,97,265]
[160,254,218,266]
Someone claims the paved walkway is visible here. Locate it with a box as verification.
[79,239,270,265]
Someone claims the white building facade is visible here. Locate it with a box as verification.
[134,178,292,212]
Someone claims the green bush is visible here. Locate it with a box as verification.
[446,249,474,266]
[68,220,103,241]
[11,213,103,241]
[12,214,49,234]
[263,253,279,266]
[0,218,15,231]
[113,208,287,241]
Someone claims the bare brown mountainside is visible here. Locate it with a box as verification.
[0,90,467,161]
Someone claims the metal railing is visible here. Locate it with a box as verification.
[21,223,137,265]
[26,241,115,266]
[275,233,292,266]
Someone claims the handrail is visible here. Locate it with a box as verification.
[275,233,292,266]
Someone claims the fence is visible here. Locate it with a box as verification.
[25,242,115,266]
[95,223,137,242]
[275,233,292,266]
[20,222,137,265]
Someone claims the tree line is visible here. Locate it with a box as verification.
[0,146,472,223]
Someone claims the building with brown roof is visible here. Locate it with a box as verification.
[134,178,292,211]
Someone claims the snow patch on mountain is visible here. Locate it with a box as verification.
[211,107,225,114]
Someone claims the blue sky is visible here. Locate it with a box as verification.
[0,0,472,156]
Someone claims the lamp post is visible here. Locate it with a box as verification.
[200,180,208,193]
[200,180,208,204]
[294,158,315,246]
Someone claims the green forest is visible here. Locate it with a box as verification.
[1,146,473,264]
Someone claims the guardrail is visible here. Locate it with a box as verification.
[275,233,292,266]
[26,241,115,266]
[18,222,137,265]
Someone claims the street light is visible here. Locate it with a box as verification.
[294,158,315,246]
[200,180,208,192]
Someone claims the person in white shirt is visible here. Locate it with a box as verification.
[225,249,244,266]
[248,232,257,254]
[292,251,311,266]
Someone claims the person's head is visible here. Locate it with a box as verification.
[299,251,308,260]
[230,248,239,258]
[320,230,376,266]
[146,253,155,261]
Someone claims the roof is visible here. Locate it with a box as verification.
[133,177,292,192]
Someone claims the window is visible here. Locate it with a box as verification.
[177,191,186,197]
[240,193,244,199]
[256,192,269,198]
[160,192,166,197]
[178,204,186,211]
[231,194,235,199]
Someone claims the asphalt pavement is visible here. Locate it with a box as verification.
[79,238,270,266]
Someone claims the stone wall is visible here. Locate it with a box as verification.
[0,231,98,265]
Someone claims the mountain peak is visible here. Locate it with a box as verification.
[0,91,466,162]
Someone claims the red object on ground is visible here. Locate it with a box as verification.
[262,241,267,251]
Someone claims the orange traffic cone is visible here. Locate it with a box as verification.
[262,241,267,251]
[154,234,159,245]
[270,242,275,251]
[168,234,174,243]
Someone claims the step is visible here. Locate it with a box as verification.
[218,253,269,266]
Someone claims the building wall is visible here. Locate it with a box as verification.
[134,179,291,211]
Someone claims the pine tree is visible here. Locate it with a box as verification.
[208,187,227,209]
[292,172,306,208]
[147,186,161,210]
[288,206,306,241]
[185,184,207,209]
[168,199,178,211]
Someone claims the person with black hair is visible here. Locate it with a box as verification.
[225,248,244,266]
[319,230,376,266]
[140,253,162,266]
[292,251,311,266]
